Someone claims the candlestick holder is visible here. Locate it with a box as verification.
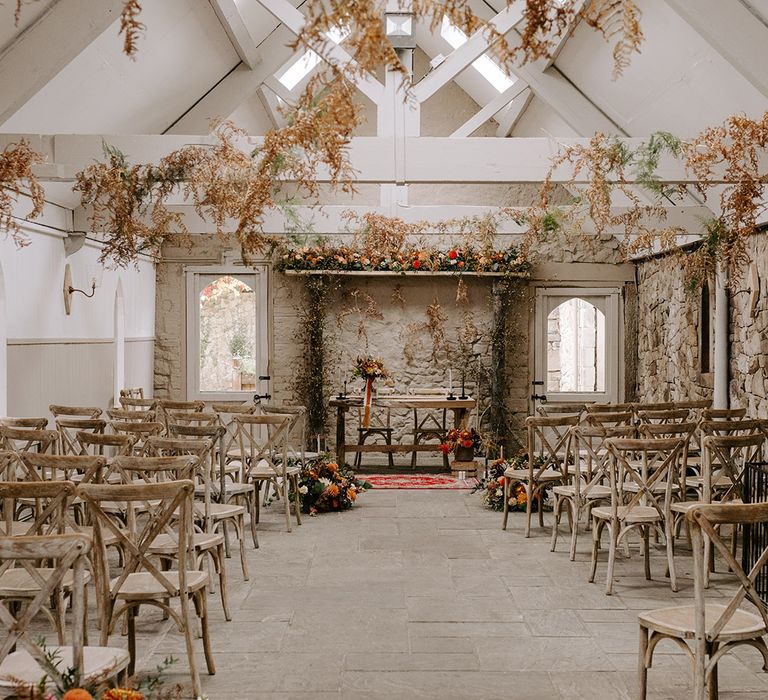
[447,391,457,401]
[336,381,348,400]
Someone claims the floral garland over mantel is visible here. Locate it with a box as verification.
[273,243,529,275]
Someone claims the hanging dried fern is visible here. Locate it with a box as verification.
[0,139,45,248]
[582,0,644,79]
[120,0,145,59]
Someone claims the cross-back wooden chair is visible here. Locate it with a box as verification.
[77,431,135,460]
[502,414,579,537]
[589,437,685,595]
[156,400,205,430]
[702,407,748,421]
[634,401,676,413]
[109,421,164,454]
[586,410,635,428]
[0,533,130,695]
[261,403,319,466]
[551,424,636,560]
[0,481,82,643]
[639,502,768,699]
[107,407,155,424]
[636,408,691,425]
[111,454,232,621]
[236,413,301,533]
[0,417,48,430]
[145,436,250,578]
[119,387,144,399]
[49,405,102,420]
[78,479,215,697]
[166,411,218,427]
[119,396,158,412]
[536,403,585,420]
[0,425,58,454]
[56,418,106,456]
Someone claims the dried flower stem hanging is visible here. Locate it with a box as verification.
[0,139,45,248]
[119,0,145,59]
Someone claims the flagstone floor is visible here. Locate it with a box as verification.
[135,489,768,699]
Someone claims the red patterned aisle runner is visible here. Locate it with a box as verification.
[363,474,478,489]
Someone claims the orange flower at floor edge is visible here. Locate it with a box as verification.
[101,689,144,700]
[62,691,94,700]
[347,488,357,501]
[325,483,340,497]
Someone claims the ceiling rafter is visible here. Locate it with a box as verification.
[450,79,529,137]
[256,0,385,105]
[0,0,125,126]
[209,0,261,68]
[665,0,768,99]
[495,86,533,136]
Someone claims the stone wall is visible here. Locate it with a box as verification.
[635,254,713,403]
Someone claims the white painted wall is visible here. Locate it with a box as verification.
[1,195,156,418]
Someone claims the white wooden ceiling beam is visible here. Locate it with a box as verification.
[257,86,287,128]
[256,0,385,104]
[72,202,710,235]
[450,80,529,137]
[412,2,525,103]
[165,26,296,134]
[4,133,743,185]
[0,0,125,126]
[495,86,533,136]
[665,0,768,99]
[209,0,261,68]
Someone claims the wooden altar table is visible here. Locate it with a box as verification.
[329,394,476,465]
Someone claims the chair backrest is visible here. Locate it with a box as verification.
[78,479,195,602]
[525,414,580,479]
[585,402,634,414]
[166,411,218,427]
[56,418,106,455]
[120,387,144,399]
[688,503,768,644]
[536,403,585,419]
[0,417,48,430]
[637,421,698,440]
[76,430,135,458]
[585,411,634,428]
[107,407,155,423]
[261,404,308,456]
[699,419,768,439]
[17,453,105,486]
[702,407,748,421]
[156,400,205,429]
[109,421,165,442]
[49,404,102,419]
[0,426,58,454]
[635,408,690,424]
[0,480,77,536]
[570,424,636,500]
[235,414,291,477]
[701,433,765,503]
[605,437,685,518]
[633,401,675,412]
[120,396,158,411]
[0,533,90,682]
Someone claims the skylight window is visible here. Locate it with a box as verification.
[440,17,515,93]
[277,27,349,90]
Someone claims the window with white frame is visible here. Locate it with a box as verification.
[186,267,270,401]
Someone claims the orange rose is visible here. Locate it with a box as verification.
[63,691,94,700]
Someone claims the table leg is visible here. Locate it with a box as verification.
[455,407,468,428]
[336,405,347,465]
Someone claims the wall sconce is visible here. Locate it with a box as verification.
[63,263,102,315]
[385,11,416,50]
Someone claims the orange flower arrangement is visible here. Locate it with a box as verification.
[101,691,144,700]
[294,457,371,515]
[62,691,94,700]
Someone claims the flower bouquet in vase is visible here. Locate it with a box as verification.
[440,427,482,463]
[353,355,389,428]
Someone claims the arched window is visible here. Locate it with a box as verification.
[186,267,269,400]
[546,298,606,393]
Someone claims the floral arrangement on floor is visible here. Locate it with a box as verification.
[353,355,389,381]
[273,243,528,275]
[9,647,180,700]
[294,457,372,516]
[439,428,482,456]
[472,455,550,512]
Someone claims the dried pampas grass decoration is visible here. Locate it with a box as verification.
[0,139,45,248]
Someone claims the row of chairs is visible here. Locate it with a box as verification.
[503,404,768,698]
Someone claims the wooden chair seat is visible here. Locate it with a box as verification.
[0,645,129,689]
[552,483,611,499]
[686,474,733,489]
[670,500,707,514]
[112,570,208,601]
[504,467,563,482]
[591,505,661,523]
[639,604,765,642]
[196,502,246,520]
[0,566,91,595]
[249,461,301,478]
[623,481,681,494]
[148,531,224,555]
